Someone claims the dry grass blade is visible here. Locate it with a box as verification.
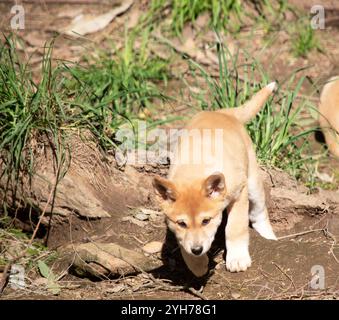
[277,228,325,240]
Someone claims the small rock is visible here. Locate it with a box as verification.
[134,208,163,221]
[142,241,163,254]
[140,208,162,216]
[122,216,146,227]
[134,213,149,221]
[231,292,241,299]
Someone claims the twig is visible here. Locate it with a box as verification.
[186,286,208,300]
[28,186,54,247]
[323,225,339,264]
[153,32,320,103]
[91,242,208,300]
[0,180,56,295]
[272,262,296,291]
[277,228,325,240]
[0,264,11,295]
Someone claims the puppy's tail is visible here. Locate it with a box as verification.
[319,76,339,158]
[216,82,277,124]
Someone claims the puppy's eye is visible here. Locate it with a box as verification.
[202,218,211,226]
[177,220,187,228]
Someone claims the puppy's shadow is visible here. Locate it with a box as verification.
[150,211,228,289]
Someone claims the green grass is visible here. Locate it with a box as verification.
[0,36,69,197]
[0,33,170,281]
[0,34,170,206]
[144,0,243,35]
[169,0,243,34]
[144,0,292,35]
[64,30,169,148]
[290,17,320,57]
[0,225,58,280]
[188,41,318,181]
[143,0,319,59]
[248,0,290,32]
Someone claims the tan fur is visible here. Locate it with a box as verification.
[153,83,277,277]
[216,83,277,123]
[319,77,339,158]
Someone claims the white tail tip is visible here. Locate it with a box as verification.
[266,81,277,92]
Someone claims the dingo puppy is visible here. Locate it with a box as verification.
[153,82,277,277]
[319,76,339,158]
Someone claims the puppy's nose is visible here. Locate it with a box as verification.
[191,246,203,256]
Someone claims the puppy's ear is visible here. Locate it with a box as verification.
[153,176,178,201]
[203,172,226,198]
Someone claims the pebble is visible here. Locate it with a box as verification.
[122,216,146,227]
[134,213,149,221]
[231,292,241,299]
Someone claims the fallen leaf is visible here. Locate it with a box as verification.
[37,261,61,295]
[153,31,215,66]
[106,284,125,293]
[64,0,134,36]
[38,260,51,279]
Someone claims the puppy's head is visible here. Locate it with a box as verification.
[153,173,227,256]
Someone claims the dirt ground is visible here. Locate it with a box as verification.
[1,0,339,300]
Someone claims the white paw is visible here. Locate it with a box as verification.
[226,249,252,272]
[252,220,277,240]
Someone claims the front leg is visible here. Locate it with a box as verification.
[226,186,251,272]
[180,246,209,277]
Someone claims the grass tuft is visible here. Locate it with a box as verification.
[64,30,170,148]
[145,0,243,35]
[0,36,69,195]
[290,18,320,57]
[0,34,170,209]
[188,41,318,181]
